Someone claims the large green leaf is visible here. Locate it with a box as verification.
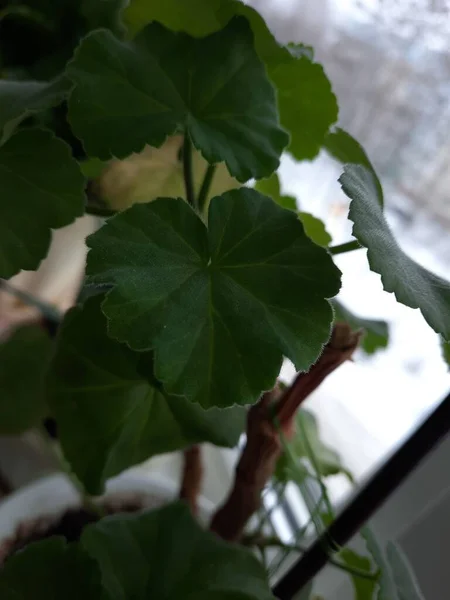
[0,77,71,145]
[48,295,245,494]
[67,18,288,182]
[81,502,274,600]
[325,128,383,206]
[275,409,350,483]
[0,324,52,435]
[340,164,450,340]
[0,537,101,600]
[87,188,341,408]
[123,0,337,161]
[0,128,85,279]
[333,300,389,355]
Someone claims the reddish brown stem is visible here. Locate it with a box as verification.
[179,445,203,515]
[209,323,360,542]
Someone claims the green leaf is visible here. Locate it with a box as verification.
[48,295,245,494]
[325,128,383,206]
[339,547,378,600]
[340,164,450,340]
[362,527,397,600]
[124,0,226,37]
[441,336,450,369]
[386,542,425,600]
[275,409,351,483]
[333,300,389,355]
[67,18,288,182]
[0,537,101,600]
[0,128,85,279]
[123,0,337,161]
[255,173,297,211]
[269,56,337,161]
[80,0,127,36]
[298,213,332,248]
[87,188,341,408]
[0,77,71,144]
[0,325,52,434]
[81,502,275,600]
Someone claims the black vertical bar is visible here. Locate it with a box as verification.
[273,391,450,599]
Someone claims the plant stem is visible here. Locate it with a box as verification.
[0,279,62,322]
[38,426,104,518]
[85,204,116,218]
[197,164,217,214]
[182,134,195,208]
[249,536,378,581]
[329,240,361,256]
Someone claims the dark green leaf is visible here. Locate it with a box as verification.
[123,0,337,161]
[275,409,351,483]
[333,300,389,355]
[0,325,52,434]
[339,547,378,600]
[340,164,450,340]
[441,336,450,369]
[386,542,425,600]
[325,128,383,206]
[67,18,288,182]
[81,502,274,600]
[0,537,101,600]
[0,77,71,144]
[48,295,245,494]
[0,128,85,279]
[87,188,341,408]
[298,213,332,248]
[255,173,297,211]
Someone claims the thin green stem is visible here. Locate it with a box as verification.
[250,537,378,581]
[39,426,104,518]
[85,204,116,218]
[0,279,62,322]
[197,164,217,215]
[182,135,195,208]
[329,240,361,256]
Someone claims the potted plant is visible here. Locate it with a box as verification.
[0,0,448,597]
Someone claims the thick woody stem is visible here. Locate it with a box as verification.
[209,323,360,542]
[179,445,203,515]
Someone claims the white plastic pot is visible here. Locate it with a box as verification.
[0,469,213,554]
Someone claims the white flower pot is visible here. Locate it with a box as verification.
[0,470,213,558]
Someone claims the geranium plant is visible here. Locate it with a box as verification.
[0,0,448,598]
